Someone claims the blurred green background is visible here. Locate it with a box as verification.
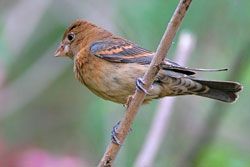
[0,0,249,166]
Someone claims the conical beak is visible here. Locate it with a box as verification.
[54,43,65,57]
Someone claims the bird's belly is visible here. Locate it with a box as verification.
[77,61,147,104]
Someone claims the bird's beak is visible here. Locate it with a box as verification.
[54,43,68,57]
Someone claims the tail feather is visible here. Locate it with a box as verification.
[193,79,242,103]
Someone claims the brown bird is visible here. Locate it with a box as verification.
[55,20,242,104]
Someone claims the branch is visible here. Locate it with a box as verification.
[98,0,193,166]
[134,32,196,167]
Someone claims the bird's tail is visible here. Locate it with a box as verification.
[193,79,242,103]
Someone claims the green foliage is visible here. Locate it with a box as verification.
[197,144,250,167]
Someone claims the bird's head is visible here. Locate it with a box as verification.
[55,19,100,59]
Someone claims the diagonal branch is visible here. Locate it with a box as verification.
[134,32,196,167]
[98,0,193,166]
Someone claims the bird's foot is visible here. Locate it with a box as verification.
[111,121,121,145]
[136,77,151,95]
[111,121,132,145]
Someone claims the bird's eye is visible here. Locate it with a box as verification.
[67,33,75,42]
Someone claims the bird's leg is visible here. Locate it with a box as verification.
[111,121,132,145]
[124,95,134,108]
[136,77,151,94]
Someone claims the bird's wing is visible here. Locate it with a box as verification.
[90,38,154,64]
[90,39,227,75]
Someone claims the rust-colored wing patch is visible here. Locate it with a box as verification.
[90,38,223,76]
[90,39,154,64]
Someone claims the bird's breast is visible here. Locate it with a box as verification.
[74,53,147,103]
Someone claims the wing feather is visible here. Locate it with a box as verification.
[90,39,154,64]
[90,39,226,76]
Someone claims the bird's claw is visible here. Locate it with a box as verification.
[111,121,133,145]
[111,121,122,145]
[136,77,150,94]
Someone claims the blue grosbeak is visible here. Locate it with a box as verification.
[55,20,242,104]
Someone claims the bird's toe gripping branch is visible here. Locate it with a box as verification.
[136,77,151,94]
[111,121,122,145]
[111,121,133,145]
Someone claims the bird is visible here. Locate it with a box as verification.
[55,19,242,105]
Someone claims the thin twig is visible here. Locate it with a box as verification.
[98,0,193,166]
[134,32,196,167]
